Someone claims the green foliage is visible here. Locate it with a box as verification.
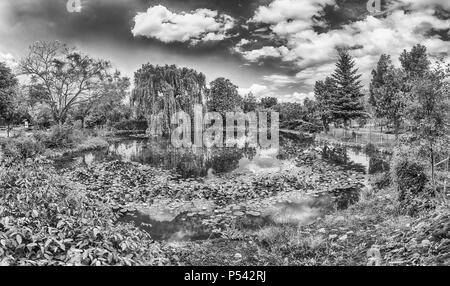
[403,61,450,187]
[207,77,243,114]
[33,125,83,148]
[391,145,435,216]
[369,54,392,104]
[369,55,407,136]
[0,137,44,164]
[28,103,53,129]
[0,159,161,265]
[242,93,257,112]
[400,44,430,78]
[260,97,278,109]
[71,71,131,128]
[314,77,335,131]
[113,120,148,131]
[330,49,365,125]
[274,102,304,122]
[131,64,206,136]
[0,62,22,135]
[19,41,113,125]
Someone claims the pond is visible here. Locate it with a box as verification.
[116,187,361,242]
[56,134,390,241]
[54,134,390,178]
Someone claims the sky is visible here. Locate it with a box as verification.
[0,0,449,103]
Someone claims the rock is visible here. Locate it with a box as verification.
[234,253,242,260]
[421,239,431,248]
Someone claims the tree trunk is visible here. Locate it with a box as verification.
[6,122,10,138]
[394,121,400,140]
[430,144,436,192]
[322,117,329,133]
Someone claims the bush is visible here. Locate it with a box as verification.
[0,159,164,266]
[113,120,148,131]
[371,172,391,190]
[34,125,85,148]
[391,146,435,216]
[0,137,44,163]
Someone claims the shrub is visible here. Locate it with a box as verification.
[371,172,391,190]
[113,120,148,131]
[0,159,164,266]
[33,125,85,148]
[391,146,435,216]
[0,136,44,163]
[364,143,377,156]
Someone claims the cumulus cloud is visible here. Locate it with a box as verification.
[131,5,235,44]
[263,74,297,86]
[251,0,336,35]
[392,0,450,10]
[279,91,314,103]
[0,51,16,69]
[239,83,270,98]
[235,46,289,62]
[240,4,450,94]
[238,82,313,103]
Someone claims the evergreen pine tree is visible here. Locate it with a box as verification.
[330,49,365,127]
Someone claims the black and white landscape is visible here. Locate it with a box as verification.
[0,0,449,267]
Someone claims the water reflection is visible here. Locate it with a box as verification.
[119,211,220,241]
[54,136,390,178]
[321,143,389,175]
[55,138,280,178]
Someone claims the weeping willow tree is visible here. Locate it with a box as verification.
[131,64,207,137]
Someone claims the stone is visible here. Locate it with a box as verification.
[421,239,431,247]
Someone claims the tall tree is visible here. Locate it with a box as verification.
[0,62,19,137]
[260,97,278,109]
[19,41,111,125]
[243,92,257,113]
[405,62,450,189]
[369,54,392,107]
[400,44,430,78]
[70,71,130,128]
[207,77,242,114]
[330,49,365,127]
[131,64,207,136]
[314,76,335,132]
[369,55,408,138]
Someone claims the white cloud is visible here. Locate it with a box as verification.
[393,0,450,10]
[131,5,235,44]
[263,74,297,86]
[279,92,314,103]
[241,6,450,93]
[239,84,270,98]
[251,0,336,36]
[0,51,17,69]
[238,82,313,103]
[236,46,289,62]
